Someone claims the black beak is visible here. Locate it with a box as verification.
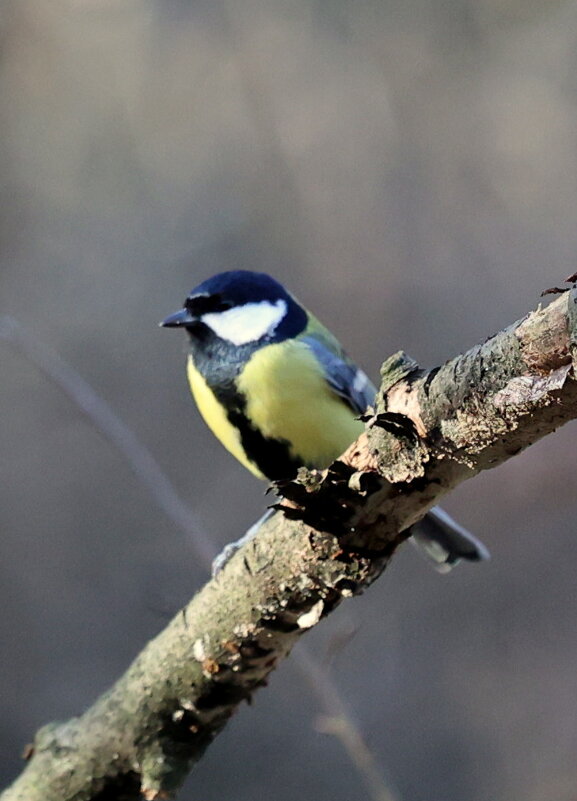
[160,308,195,328]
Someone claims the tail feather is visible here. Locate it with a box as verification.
[410,506,490,573]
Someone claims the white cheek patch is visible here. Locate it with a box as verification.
[201,299,288,345]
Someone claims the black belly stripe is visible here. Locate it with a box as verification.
[226,407,302,480]
[211,383,302,481]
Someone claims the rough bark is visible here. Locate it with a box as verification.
[3,289,577,801]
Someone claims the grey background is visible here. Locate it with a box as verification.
[1,1,577,799]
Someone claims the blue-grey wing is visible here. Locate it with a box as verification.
[302,336,377,415]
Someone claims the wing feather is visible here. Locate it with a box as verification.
[301,333,376,415]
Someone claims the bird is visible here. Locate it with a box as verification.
[162,270,489,571]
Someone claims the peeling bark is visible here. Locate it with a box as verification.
[3,290,577,801]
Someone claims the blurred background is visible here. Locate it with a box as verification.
[1,1,577,799]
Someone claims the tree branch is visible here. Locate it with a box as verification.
[3,290,577,801]
[0,314,398,801]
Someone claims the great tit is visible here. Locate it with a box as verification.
[162,270,489,570]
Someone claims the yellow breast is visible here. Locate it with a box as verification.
[237,340,364,469]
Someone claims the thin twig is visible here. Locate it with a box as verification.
[0,315,216,565]
[293,646,401,801]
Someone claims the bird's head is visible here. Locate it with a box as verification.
[161,270,307,347]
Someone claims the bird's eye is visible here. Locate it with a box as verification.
[185,294,232,315]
